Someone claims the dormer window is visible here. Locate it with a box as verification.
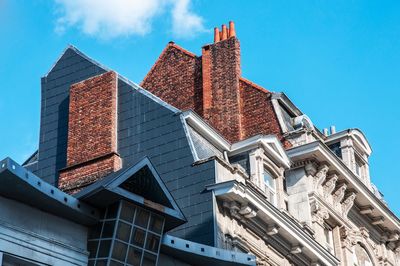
[263,168,276,205]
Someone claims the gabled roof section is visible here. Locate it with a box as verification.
[141,42,197,86]
[44,45,179,114]
[0,157,99,225]
[326,128,372,156]
[43,44,111,78]
[75,157,186,231]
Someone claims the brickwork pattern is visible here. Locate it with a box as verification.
[59,71,121,192]
[141,43,203,115]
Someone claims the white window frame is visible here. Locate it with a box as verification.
[323,224,334,254]
[263,167,276,206]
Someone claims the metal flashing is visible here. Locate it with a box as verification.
[161,234,257,266]
[0,157,99,225]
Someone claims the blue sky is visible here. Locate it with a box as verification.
[0,0,399,216]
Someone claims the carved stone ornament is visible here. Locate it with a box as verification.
[342,192,357,217]
[333,183,347,205]
[310,200,329,225]
[340,226,357,249]
[314,163,329,189]
[323,173,338,195]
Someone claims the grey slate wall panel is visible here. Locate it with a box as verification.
[37,48,106,184]
[34,49,216,245]
[117,79,215,245]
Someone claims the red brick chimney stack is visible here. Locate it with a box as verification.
[59,71,122,193]
[202,21,242,142]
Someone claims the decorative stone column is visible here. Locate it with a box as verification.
[310,200,330,246]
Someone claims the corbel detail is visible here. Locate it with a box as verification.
[333,183,347,205]
[314,163,329,189]
[342,191,357,217]
[323,173,338,195]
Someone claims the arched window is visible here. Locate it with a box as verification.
[353,243,374,266]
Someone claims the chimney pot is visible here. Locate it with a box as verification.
[229,21,236,38]
[330,126,336,135]
[214,27,220,43]
[323,128,329,136]
[221,24,228,40]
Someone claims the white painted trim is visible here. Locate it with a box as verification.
[180,115,199,161]
[230,135,291,169]
[326,129,372,156]
[182,111,230,150]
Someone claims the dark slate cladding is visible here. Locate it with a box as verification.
[36,47,107,185]
[117,79,215,245]
[34,46,216,245]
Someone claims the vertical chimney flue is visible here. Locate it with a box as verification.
[214,27,220,43]
[221,24,228,40]
[229,21,236,38]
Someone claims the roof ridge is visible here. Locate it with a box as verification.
[240,77,270,93]
[141,42,197,86]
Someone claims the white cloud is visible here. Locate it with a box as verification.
[54,0,205,39]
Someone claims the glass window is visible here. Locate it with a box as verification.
[263,169,275,189]
[263,168,276,205]
[98,240,112,258]
[149,214,164,234]
[120,201,136,223]
[135,209,150,228]
[324,226,334,254]
[116,221,131,242]
[142,252,157,266]
[102,220,116,238]
[127,247,142,265]
[146,233,160,253]
[329,142,342,158]
[112,240,128,262]
[131,227,146,248]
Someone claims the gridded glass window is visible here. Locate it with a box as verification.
[88,200,165,266]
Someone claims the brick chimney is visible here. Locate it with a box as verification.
[59,71,122,193]
[202,21,242,142]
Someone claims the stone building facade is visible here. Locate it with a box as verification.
[0,21,398,266]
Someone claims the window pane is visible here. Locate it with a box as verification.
[149,214,163,234]
[263,169,275,190]
[87,240,98,258]
[98,240,112,258]
[142,252,157,266]
[135,208,150,228]
[106,202,120,219]
[127,247,142,265]
[112,240,128,262]
[88,223,102,239]
[120,201,136,223]
[131,227,146,248]
[96,259,107,266]
[102,220,116,238]
[116,221,131,242]
[145,233,160,253]
[109,260,124,266]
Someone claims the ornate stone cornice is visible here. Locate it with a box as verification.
[314,163,329,189]
[333,183,347,205]
[310,200,330,225]
[323,173,338,195]
[342,191,357,217]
